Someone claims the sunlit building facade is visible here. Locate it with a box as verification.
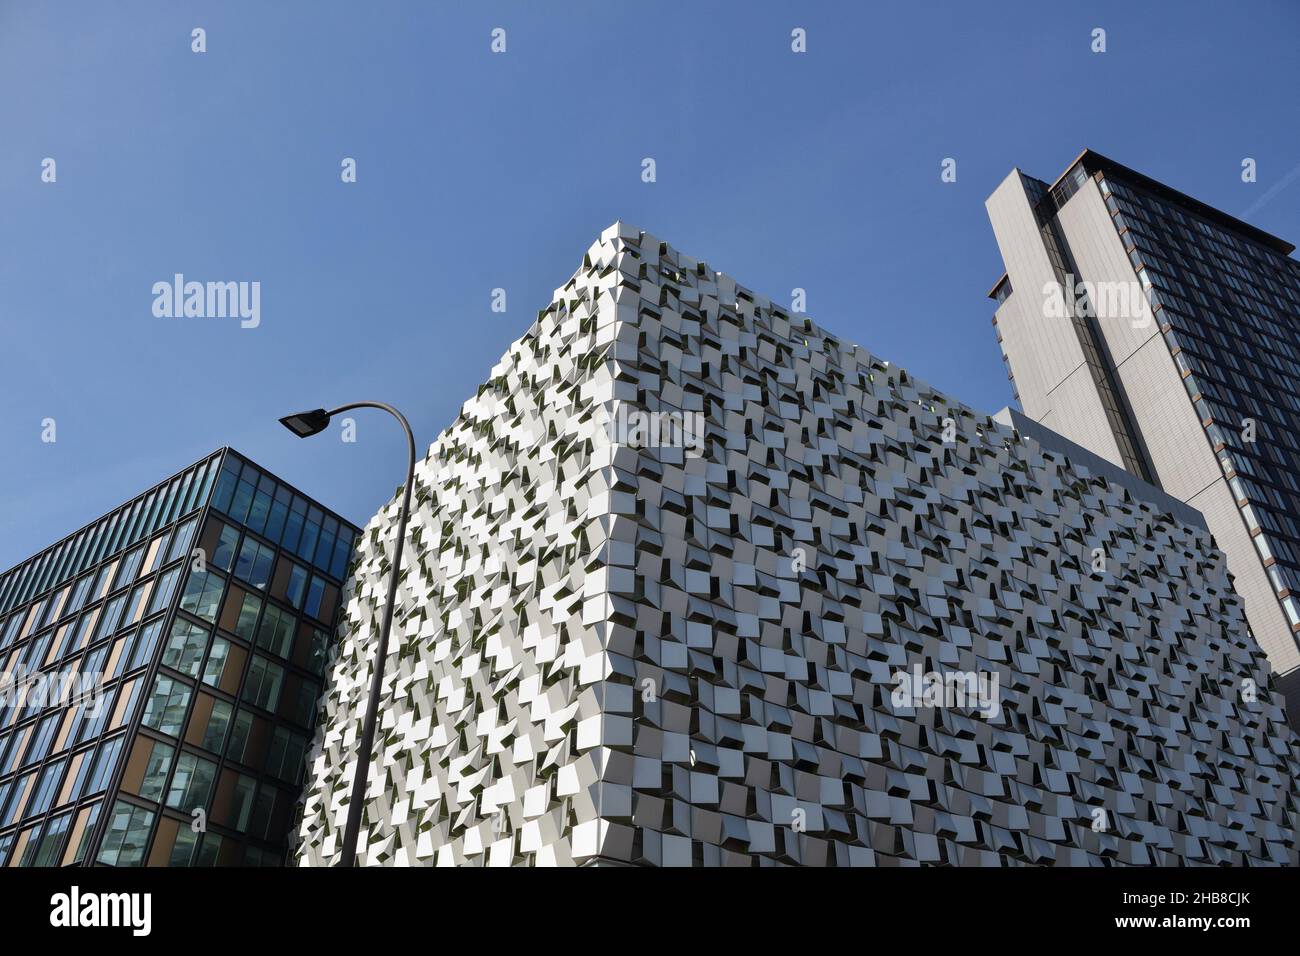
[297,223,1298,867]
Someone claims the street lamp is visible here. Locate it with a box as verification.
[279,402,416,867]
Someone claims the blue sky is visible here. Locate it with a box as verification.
[1,0,1296,571]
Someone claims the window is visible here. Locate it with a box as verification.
[246,477,274,535]
[315,519,337,574]
[256,604,295,658]
[227,774,257,832]
[265,726,307,782]
[249,785,279,841]
[60,613,93,661]
[289,679,319,728]
[304,576,327,620]
[142,676,192,737]
[113,546,145,591]
[242,656,284,712]
[0,772,34,826]
[225,710,255,765]
[228,474,257,525]
[299,506,323,563]
[166,753,216,813]
[121,581,152,626]
[90,564,114,603]
[110,628,138,679]
[211,458,239,513]
[161,619,208,677]
[137,740,175,802]
[198,698,233,753]
[97,800,155,867]
[10,827,38,867]
[20,633,51,673]
[65,746,96,802]
[282,499,305,553]
[234,592,263,641]
[285,563,309,610]
[330,530,353,579]
[25,757,67,820]
[130,618,165,670]
[22,811,71,867]
[168,826,200,866]
[1283,596,1300,628]
[195,833,222,865]
[77,640,110,687]
[201,635,237,689]
[302,627,331,676]
[179,569,224,623]
[266,487,290,544]
[95,594,127,640]
[65,574,94,617]
[211,522,241,573]
[0,615,19,650]
[22,713,60,769]
[83,735,125,796]
[143,532,171,575]
[157,479,184,529]
[234,538,275,591]
[73,682,115,743]
[68,802,101,864]
[168,518,198,563]
[244,845,281,867]
[148,565,182,615]
[40,591,65,629]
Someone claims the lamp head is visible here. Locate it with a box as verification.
[279,408,332,438]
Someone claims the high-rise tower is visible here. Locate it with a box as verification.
[986,151,1300,719]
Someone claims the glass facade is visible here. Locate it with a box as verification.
[0,449,357,866]
[1088,163,1300,637]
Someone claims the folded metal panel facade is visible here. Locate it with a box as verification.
[297,224,1298,866]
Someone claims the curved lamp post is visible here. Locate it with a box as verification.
[279,402,416,867]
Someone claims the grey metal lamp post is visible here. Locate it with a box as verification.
[279,402,416,867]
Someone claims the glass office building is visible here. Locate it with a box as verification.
[0,449,358,866]
[1094,167,1300,607]
[986,149,1300,721]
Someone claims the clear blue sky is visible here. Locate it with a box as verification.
[1,0,1296,572]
